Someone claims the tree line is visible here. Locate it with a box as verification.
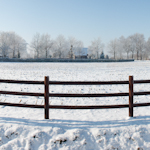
[0,31,26,58]
[108,33,150,60]
[29,33,83,59]
[0,31,150,60]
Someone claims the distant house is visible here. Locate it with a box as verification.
[100,51,104,59]
[74,48,88,59]
[105,55,109,59]
[100,51,109,59]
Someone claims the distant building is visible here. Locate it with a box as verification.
[105,55,109,59]
[74,48,88,59]
[100,51,104,59]
[100,51,109,59]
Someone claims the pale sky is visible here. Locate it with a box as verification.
[0,0,150,47]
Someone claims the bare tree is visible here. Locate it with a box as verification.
[0,32,11,57]
[30,33,42,58]
[0,31,27,58]
[16,38,27,58]
[132,33,145,60]
[123,37,131,59]
[117,36,125,59]
[54,35,67,58]
[138,35,145,60]
[9,32,27,58]
[127,35,135,59]
[68,36,76,58]
[75,40,83,58]
[41,34,53,58]
[67,36,83,58]
[88,37,104,59]
[108,38,118,59]
[145,37,150,59]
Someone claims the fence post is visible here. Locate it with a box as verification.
[129,76,133,117]
[44,76,49,119]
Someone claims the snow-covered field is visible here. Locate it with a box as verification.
[0,61,150,150]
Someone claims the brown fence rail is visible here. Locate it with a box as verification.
[0,76,150,119]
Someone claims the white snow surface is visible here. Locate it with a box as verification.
[0,61,150,149]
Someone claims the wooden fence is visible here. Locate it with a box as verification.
[0,76,150,119]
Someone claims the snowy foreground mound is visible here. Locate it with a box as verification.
[0,117,150,150]
[0,61,150,149]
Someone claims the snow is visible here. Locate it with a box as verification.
[0,61,150,149]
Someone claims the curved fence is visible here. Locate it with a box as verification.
[0,76,150,119]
